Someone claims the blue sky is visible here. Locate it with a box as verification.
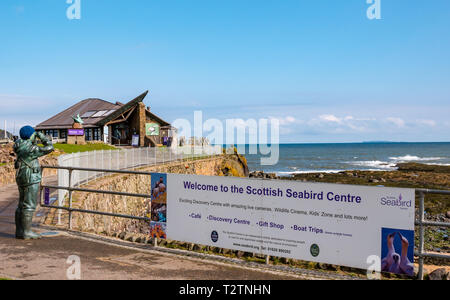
[1,0,449,143]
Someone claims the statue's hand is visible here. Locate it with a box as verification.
[36,131,46,140]
[36,132,50,144]
[29,132,37,143]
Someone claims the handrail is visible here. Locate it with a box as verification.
[415,189,450,280]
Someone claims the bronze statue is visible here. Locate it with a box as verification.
[14,126,54,239]
[72,114,84,124]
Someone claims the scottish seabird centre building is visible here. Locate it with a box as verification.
[35,91,175,147]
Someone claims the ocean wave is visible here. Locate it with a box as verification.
[276,168,391,176]
[276,170,345,176]
[349,160,397,170]
[389,155,443,161]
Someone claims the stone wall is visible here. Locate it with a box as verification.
[0,143,58,187]
[43,152,248,236]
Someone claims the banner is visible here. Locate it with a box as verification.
[150,173,415,275]
[68,129,84,136]
[146,123,160,136]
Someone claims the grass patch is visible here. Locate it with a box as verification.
[0,163,5,167]
[53,143,118,154]
[0,278,11,280]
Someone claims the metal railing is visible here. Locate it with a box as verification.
[40,165,450,280]
[40,166,154,230]
[415,188,450,280]
[56,145,222,214]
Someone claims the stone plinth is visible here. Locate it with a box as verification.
[67,135,86,145]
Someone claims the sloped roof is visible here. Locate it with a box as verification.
[36,98,122,129]
[36,91,171,130]
[96,91,148,127]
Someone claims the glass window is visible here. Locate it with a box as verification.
[81,111,96,118]
[92,110,108,117]
[104,110,116,116]
[85,129,92,141]
[93,128,101,141]
[44,130,58,138]
[60,130,67,139]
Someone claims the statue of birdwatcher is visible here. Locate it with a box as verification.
[13,126,54,240]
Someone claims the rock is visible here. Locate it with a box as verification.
[118,232,126,240]
[280,257,289,264]
[317,174,324,179]
[249,171,265,178]
[369,179,380,183]
[222,248,232,255]
[428,268,448,280]
[446,211,450,219]
[125,233,135,242]
[193,244,204,252]
[236,251,245,258]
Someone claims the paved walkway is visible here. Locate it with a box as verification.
[0,182,304,280]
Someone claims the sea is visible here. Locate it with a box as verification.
[239,143,450,176]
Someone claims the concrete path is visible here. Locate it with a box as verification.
[0,182,303,280]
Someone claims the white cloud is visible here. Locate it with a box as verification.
[319,114,342,123]
[416,119,437,127]
[269,116,299,126]
[386,117,406,128]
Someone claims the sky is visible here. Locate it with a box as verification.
[0,0,449,143]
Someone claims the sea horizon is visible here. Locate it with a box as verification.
[218,141,450,146]
[227,142,450,176]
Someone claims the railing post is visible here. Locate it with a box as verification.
[94,151,96,180]
[68,168,73,230]
[418,191,425,280]
[101,150,104,178]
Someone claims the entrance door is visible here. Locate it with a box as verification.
[112,124,130,145]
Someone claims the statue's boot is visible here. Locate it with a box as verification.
[15,209,24,239]
[21,210,41,240]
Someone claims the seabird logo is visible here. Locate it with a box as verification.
[380,194,412,209]
[211,231,219,243]
[310,244,320,257]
